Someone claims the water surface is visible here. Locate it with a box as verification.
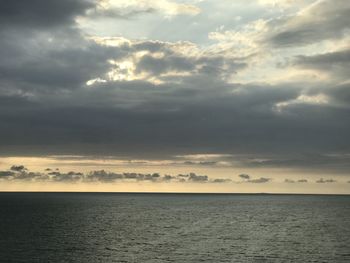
[1,193,350,262]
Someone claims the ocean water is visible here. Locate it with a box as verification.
[0,193,350,262]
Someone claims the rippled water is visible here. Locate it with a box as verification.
[1,193,350,262]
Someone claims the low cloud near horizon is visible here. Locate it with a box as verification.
[0,165,344,185]
[0,166,277,184]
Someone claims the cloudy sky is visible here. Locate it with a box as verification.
[0,0,349,193]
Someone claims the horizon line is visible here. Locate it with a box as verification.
[1,191,349,196]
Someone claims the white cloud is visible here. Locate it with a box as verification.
[175,154,233,160]
[98,0,201,17]
[274,93,329,112]
[258,0,307,8]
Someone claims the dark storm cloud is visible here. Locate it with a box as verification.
[0,0,95,29]
[266,0,350,47]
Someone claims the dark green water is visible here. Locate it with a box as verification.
[1,193,350,262]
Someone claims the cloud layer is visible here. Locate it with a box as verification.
[0,166,275,184]
[1,165,340,185]
[0,0,349,177]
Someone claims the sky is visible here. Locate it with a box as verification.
[0,0,349,193]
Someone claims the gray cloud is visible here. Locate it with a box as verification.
[212,178,232,183]
[0,32,120,93]
[0,0,95,29]
[242,153,350,172]
[325,83,350,108]
[247,177,271,184]
[297,179,308,183]
[238,174,250,180]
[284,179,295,183]
[0,0,349,177]
[316,178,337,183]
[285,178,309,183]
[1,4,347,170]
[0,166,227,184]
[135,54,196,76]
[1,88,349,172]
[183,161,218,166]
[267,0,350,47]
[10,165,26,172]
[0,171,15,177]
[293,48,350,80]
[188,173,208,182]
[88,6,156,20]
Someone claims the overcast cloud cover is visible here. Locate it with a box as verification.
[0,0,349,180]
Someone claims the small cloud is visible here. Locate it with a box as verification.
[316,178,337,183]
[284,179,295,183]
[48,171,61,176]
[285,178,309,183]
[151,173,160,178]
[87,170,123,182]
[10,165,27,172]
[239,174,250,180]
[297,179,308,183]
[94,0,201,19]
[52,172,82,182]
[248,177,271,183]
[176,154,232,160]
[212,178,232,183]
[188,172,208,182]
[163,175,174,181]
[182,161,222,166]
[0,171,15,177]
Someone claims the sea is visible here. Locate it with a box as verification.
[0,193,349,262]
